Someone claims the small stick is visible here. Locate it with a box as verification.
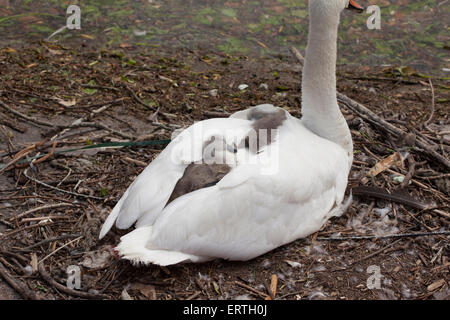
[0,221,54,241]
[38,236,83,264]
[0,116,27,133]
[0,261,40,300]
[123,84,157,111]
[20,234,81,251]
[32,140,57,165]
[38,263,108,299]
[423,79,435,129]
[235,281,269,299]
[0,100,134,140]
[270,274,278,298]
[351,239,402,265]
[0,100,55,128]
[122,156,147,167]
[186,291,201,300]
[14,203,74,219]
[317,230,450,241]
[23,168,104,200]
[401,154,416,188]
[20,216,72,223]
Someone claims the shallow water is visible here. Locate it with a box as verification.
[0,0,448,75]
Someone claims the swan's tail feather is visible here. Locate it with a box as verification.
[330,192,353,218]
[115,226,210,266]
[99,194,127,239]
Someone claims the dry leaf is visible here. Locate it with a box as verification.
[2,47,17,53]
[121,289,133,300]
[131,283,156,300]
[427,279,446,292]
[81,34,95,40]
[30,253,38,273]
[48,49,63,55]
[367,152,405,177]
[80,246,113,269]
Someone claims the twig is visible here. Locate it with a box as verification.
[80,84,119,92]
[423,79,435,129]
[20,234,81,251]
[122,84,157,111]
[263,279,276,300]
[20,216,72,223]
[0,261,40,300]
[13,203,75,220]
[0,116,27,133]
[186,291,201,300]
[317,230,450,241]
[32,140,57,165]
[0,221,54,241]
[122,156,147,167]
[0,99,134,140]
[351,239,403,265]
[38,236,83,264]
[23,168,104,200]
[401,154,416,188]
[352,186,430,210]
[0,100,54,127]
[68,122,134,140]
[0,140,46,174]
[38,263,108,299]
[234,281,269,299]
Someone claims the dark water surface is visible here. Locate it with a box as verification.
[0,0,448,75]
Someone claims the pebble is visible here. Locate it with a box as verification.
[259,83,269,90]
[238,84,249,91]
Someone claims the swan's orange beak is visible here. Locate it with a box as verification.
[347,0,364,13]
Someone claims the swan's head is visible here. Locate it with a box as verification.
[309,0,364,15]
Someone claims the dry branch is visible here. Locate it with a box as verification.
[289,46,450,169]
[0,261,40,300]
[38,263,108,299]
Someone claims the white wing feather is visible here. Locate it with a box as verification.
[99,117,251,239]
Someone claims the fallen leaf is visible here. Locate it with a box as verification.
[1,47,16,53]
[55,98,76,107]
[365,152,406,181]
[121,288,133,300]
[81,34,95,40]
[285,260,302,268]
[131,283,156,300]
[427,279,446,292]
[80,246,113,269]
[48,49,63,55]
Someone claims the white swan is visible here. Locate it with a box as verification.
[99,0,364,266]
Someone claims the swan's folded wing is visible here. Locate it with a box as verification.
[143,138,350,261]
[99,118,251,239]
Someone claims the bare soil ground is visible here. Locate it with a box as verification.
[0,42,448,300]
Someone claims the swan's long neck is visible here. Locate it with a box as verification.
[301,6,353,157]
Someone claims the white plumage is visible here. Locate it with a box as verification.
[99,0,360,266]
